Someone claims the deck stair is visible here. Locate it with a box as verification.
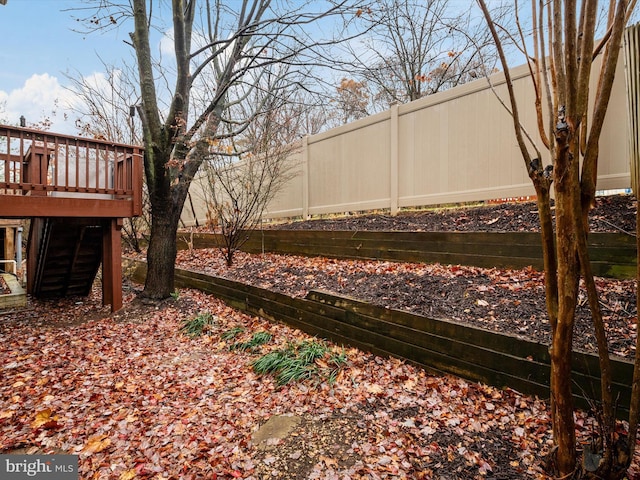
[31,218,103,298]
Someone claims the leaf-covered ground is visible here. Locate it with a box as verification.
[1,194,638,479]
[1,285,561,479]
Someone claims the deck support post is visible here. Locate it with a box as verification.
[102,218,123,312]
[26,218,45,295]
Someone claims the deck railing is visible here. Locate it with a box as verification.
[0,124,143,216]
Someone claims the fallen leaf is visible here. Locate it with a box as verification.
[83,434,112,454]
[367,384,383,395]
[119,470,136,480]
[31,408,58,429]
[319,455,338,467]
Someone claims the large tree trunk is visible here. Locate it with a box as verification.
[142,164,193,298]
[143,205,180,299]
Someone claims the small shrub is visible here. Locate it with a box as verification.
[298,340,328,364]
[252,349,293,375]
[180,311,216,337]
[327,350,348,383]
[275,358,315,385]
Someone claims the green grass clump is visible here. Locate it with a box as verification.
[231,331,273,352]
[252,339,347,386]
[180,311,216,337]
[220,326,245,341]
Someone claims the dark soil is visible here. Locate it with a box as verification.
[268,194,637,234]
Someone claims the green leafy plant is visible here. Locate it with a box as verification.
[221,326,245,341]
[327,350,348,383]
[170,289,180,300]
[298,340,328,364]
[252,349,294,375]
[180,311,216,337]
[231,331,273,352]
[252,339,347,386]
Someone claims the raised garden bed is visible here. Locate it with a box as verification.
[177,230,637,279]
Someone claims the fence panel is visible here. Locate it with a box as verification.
[182,42,634,226]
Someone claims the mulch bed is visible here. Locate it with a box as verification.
[177,194,638,358]
[265,194,637,234]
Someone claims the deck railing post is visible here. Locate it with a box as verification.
[132,148,143,216]
[102,218,123,312]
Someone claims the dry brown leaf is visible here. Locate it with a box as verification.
[31,408,56,429]
[0,410,14,419]
[119,470,136,480]
[83,434,112,454]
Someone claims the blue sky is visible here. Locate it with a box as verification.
[0,0,132,131]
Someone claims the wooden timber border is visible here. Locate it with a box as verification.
[176,230,637,279]
[127,260,634,417]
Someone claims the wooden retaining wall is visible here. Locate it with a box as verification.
[176,230,637,278]
[127,260,635,417]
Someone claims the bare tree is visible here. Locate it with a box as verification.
[75,0,363,299]
[199,72,301,266]
[67,62,141,144]
[478,1,637,477]
[340,0,505,111]
[65,61,151,253]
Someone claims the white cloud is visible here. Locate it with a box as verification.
[159,27,177,59]
[0,73,77,134]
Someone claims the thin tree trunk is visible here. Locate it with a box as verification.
[575,214,616,474]
[551,124,580,477]
[534,183,558,327]
[551,229,579,476]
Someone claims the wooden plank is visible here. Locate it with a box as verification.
[306,290,551,360]
[0,195,136,218]
[102,218,123,312]
[179,231,635,279]
[306,290,634,414]
[253,237,543,258]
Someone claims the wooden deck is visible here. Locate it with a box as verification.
[0,124,144,311]
[0,125,143,218]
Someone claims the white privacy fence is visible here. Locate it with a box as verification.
[182,35,635,226]
[625,23,640,195]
